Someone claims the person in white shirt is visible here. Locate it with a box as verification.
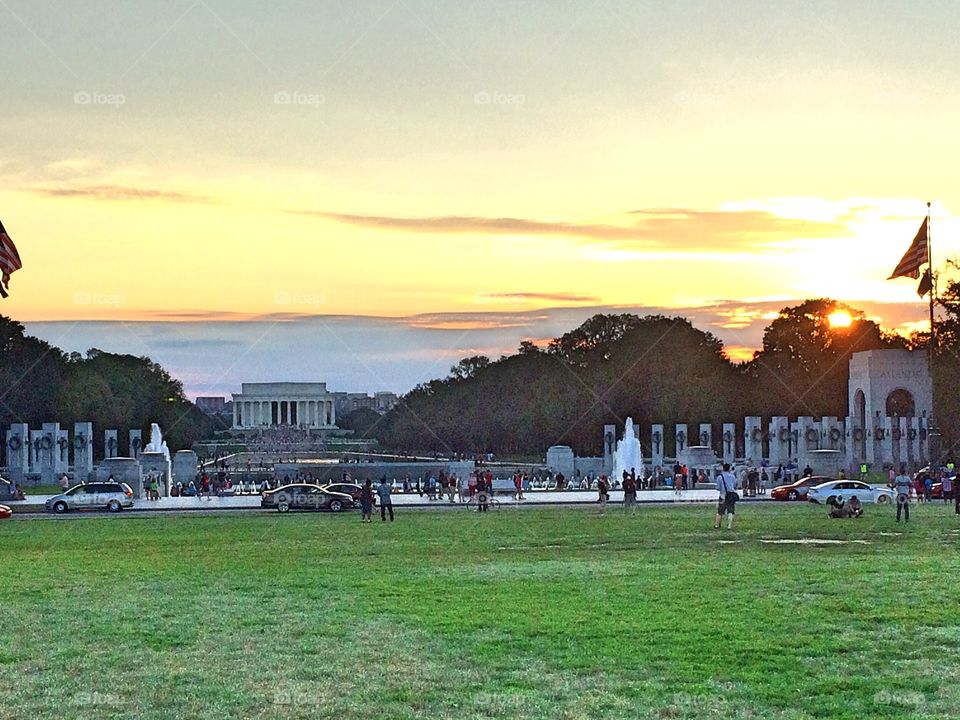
[714,463,739,530]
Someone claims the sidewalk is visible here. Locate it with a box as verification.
[10,488,773,514]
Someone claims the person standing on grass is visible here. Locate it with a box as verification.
[893,466,912,523]
[941,472,953,505]
[597,475,609,516]
[360,479,374,523]
[622,470,637,516]
[377,478,394,522]
[714,463,738,530]
[476,474,489,512]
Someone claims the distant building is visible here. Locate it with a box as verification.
[333,391,400,416]
[195,396,227,415]
[374,391,399,413]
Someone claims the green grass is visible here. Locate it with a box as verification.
[1,503,958,719]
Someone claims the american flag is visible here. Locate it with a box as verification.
[0,220,23,298]
[888,217,928,280]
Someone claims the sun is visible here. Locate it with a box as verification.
[827,310,853,328]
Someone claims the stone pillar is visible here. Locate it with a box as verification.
[768,417,789,466]
[30,429,42,472]
[651,424,665,471]
[129,429,143,459]
[879,416,894,468]
[330,400,336,427]
[843,415,858,467]
[99,457,144,498]
[105,429,119,459]
[5,423,29,483]
[139,452,172,497]
[905,417,919,467]
[602,424,616,475]
[918,416,928,466]
[74,422,94,478]
[56,429,70,474]
[173,450,199,486]
[698,423,712,449]
[232,402,238,428]
[39,422,60,483]
[744,417,762,465]
[675,424,688,460]
[820,417,837,450]
[721,423,736,466]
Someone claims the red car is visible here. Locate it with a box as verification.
[771,475,833,501]
[0,505,12,520]
[931,482,956,499]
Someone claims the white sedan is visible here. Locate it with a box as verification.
[807,480,895,505]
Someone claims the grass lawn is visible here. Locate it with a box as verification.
[0,502,958,719]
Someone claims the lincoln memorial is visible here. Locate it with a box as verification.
[231,382,337,429]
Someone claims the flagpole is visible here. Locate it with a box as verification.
[927,201,935,356]
[926,201,939,473]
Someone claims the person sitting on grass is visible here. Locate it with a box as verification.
[847,495,863,518]
[827,496,848,519]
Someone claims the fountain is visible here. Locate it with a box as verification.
[613,417,644,482]
[144,422,171,462]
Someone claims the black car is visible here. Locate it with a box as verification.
[260,484,353,513]
[322,482,374,509]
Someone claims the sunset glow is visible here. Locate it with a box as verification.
[1,1,956,392]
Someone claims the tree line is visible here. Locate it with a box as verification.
[373,296,960,458]
[0,315,221,457]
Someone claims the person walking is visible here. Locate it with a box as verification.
[714,463,738,530]
[622,470,637,516]
[514,472,524,501]
[360,479,374,523]
[893,466,911,523]
[377,478,394,522]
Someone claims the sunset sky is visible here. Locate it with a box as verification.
[2,1,958,395]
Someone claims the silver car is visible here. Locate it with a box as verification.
[45,481,134,514]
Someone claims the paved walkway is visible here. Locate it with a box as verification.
[13,489,773,513]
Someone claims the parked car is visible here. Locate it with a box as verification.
[0,505,11,520]
[260,484,353,513]
[807,480,895,506]
[44,481,134,514]
[771,475,832,501]
[321,482,373,508]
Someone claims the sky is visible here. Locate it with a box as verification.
[2,1,958,396]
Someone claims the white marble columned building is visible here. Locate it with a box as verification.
[232,382,337,429]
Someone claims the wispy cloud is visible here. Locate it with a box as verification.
[29,184,220,205]
[296,207,850,251]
